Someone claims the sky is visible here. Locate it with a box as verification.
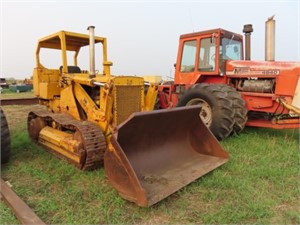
[1,0,299,80]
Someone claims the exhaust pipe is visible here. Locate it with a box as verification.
[243,24,253,60]
[265,15,275,61]
[87,25,96,78]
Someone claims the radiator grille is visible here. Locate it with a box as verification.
[115,85,142,125]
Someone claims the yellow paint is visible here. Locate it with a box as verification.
[39,127,81,163]
[144,84,158,111]
[60,85,81,120]
[32,29,159,163]
[33,68,60,99]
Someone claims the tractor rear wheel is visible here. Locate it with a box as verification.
[219,85,248,135]
[1,108,11,164]
[177,83,234,141]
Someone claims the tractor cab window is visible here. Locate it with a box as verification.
[198,38,216,72]
[220,37,242,60]
[180,40,197,72]
[219,36,242,72]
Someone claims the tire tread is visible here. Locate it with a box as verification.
[1,108,11,164]
[178,83,235,140]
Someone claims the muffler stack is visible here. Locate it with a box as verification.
[104,106,229,207]
[243,24,253,60]
[265,15,276,61]
[87,25,96,78]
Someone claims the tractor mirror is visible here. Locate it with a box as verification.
[211,33,217,44]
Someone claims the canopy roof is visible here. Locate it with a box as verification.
[37,30,105,51]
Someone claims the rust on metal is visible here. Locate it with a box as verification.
[0,97,39,106]
[105,106,229,207]
[0,178,46,225]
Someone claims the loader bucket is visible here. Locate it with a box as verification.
[104,106,229,207]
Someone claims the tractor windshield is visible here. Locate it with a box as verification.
[220,37,242,60]
[219,36,242,73]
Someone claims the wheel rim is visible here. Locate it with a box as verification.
[186,98,212,127]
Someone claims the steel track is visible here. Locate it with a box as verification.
[28,109,107,170]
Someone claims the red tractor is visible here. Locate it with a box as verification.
[157,17,300,140]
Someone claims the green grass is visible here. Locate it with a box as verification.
[1,105,299,224]
[0,89,35,99]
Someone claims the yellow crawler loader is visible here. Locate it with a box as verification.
[28,26,229,207]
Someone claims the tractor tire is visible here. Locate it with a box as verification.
[177,83,234,141]
[219,85,248,134]
[1,108,11,164]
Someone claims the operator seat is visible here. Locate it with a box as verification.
[59,66,81,74]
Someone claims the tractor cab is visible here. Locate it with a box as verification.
[174,28,243,84]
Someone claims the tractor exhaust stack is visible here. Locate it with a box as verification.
[265,15,276,61]
[87,25,96,78]
[243,24,253,60]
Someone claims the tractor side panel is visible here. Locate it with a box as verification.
[33,68,60,100]
[275,71,299,96]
